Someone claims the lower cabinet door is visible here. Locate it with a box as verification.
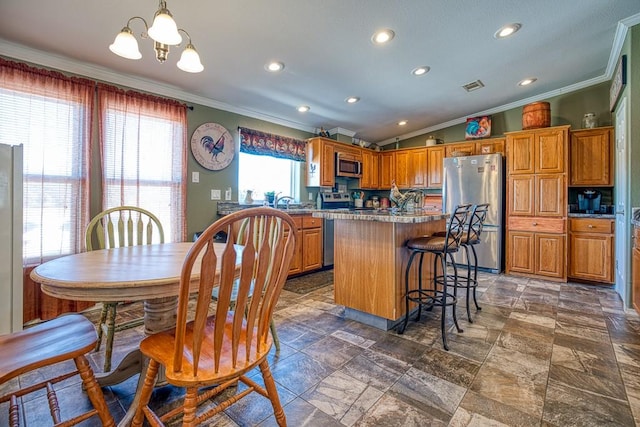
[569,233,613,283]
[302,227,323,272]
[507,231,535,274]
[535,233,565,279]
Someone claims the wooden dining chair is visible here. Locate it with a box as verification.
[210,215,281,352]
[85,205,165,372]
[132,207,296,427]
[0,314,115,426]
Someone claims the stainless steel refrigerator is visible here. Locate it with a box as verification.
[442,153,504,273]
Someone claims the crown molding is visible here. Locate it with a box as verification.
[0,39,317,135]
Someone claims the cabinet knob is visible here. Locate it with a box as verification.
[532,222,537,226]
[588,224,594,228]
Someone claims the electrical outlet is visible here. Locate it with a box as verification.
[225,187,232,201]
[192,171,199,183]
[211,189,221,200]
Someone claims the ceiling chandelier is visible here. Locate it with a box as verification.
[109,0,204,73]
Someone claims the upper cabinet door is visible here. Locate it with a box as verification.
[380,152,395,189]
[569,127,614,186]
[427,146,444,188]
[535,127,567,174]
[507,133,535,174]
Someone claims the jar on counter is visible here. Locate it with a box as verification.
[582,113,598,129]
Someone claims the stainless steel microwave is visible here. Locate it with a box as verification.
[336,153,362,178]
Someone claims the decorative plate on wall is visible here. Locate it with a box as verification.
[190,122,234,170]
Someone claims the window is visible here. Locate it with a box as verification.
[237,126,306,203]
[98,86,187,243]
[0,61,93,265]
[238,152,300,203]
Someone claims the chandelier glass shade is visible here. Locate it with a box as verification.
[109,0,203,73]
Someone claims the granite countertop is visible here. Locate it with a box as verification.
[313,210,449,223]
[217,202,317,216]
[568,213,615,219]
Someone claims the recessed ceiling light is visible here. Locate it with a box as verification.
[297,105,310,113]
[372,29,395,44]
[345,96,360,104]
[518,78,537,86]
[398,120,408,126]
[265,61,285,72]
[411,66,430,76]
[494,23,522,39]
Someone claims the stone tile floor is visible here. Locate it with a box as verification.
[3,271,640,426]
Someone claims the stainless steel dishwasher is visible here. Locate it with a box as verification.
[318,192,350,267]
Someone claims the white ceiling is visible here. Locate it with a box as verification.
[0,1,639,145]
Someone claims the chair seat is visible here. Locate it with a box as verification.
[407,235,458,252]
[0,314,97,384]
[139,313,272,386]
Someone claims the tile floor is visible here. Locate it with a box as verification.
[3,270,640,426]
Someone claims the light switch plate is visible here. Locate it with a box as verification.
[225,188,232,201]
[211,189,221,200]
[192,171,199,183]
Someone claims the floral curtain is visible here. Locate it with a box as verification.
[239,127,306,161]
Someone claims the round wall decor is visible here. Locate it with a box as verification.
[190,122,234,170]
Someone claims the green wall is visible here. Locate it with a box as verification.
[185,106,313,237]
[398,82,613,149]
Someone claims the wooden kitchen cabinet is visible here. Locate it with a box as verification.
[360,150,380,189]
[506,229,565,279]
[570,126,614,186]
[445,142,475,157]
[301,215,323,272]
[568,217,614,284]
[382,148,427,189]
[505,125,569,281]
[288,214,323,276]
[394,150,411,188]
[380,151,395,189]
[287,216,303,275]
[306,137,335,187]
[475,138,506,155]
[507,126,567,175]
[409,148,427,188]
[427,146,444,188]
[508,174,565,217]
[444,137,505,158]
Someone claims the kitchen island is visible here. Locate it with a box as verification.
[313,210,448,330]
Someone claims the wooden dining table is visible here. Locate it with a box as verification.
[30,241,240,426]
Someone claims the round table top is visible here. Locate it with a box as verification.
[31,242,235,302]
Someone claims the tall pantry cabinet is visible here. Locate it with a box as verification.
[505,125,570,281]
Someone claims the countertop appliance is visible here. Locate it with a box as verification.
[442,153,504,273]
[577,189,602,213]
[319,192,350,267]
[335,153,362,178]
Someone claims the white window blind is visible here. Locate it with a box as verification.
[98,88,187,242]
[0,83,91,264]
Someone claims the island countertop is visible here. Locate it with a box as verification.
[313,210,448,223]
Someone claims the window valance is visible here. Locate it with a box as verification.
[239,127,306,162]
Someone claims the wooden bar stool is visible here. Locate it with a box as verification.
[397,204,471,350]
[458,203,489,322]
